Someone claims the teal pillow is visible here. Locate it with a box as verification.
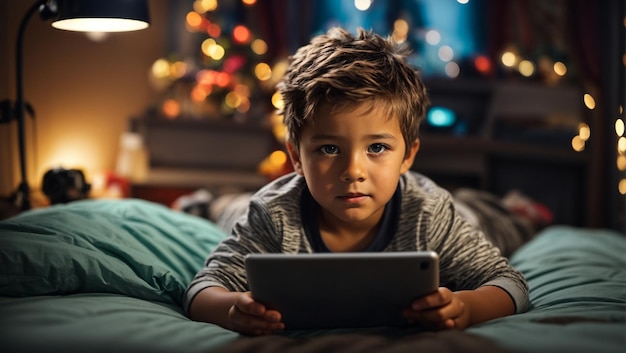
[0,198,228,305]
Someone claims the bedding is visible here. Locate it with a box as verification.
[0,198,624,353]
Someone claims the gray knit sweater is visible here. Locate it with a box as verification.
[183,171,529,316]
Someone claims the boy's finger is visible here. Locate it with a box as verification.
[411,288,452,310]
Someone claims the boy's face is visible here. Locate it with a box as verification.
[287,101,419,229]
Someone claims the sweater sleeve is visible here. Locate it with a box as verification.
[425,188,529,313]
[182,196,282,316]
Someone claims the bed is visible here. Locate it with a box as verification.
[0,198,624,353]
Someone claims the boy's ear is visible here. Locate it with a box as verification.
[400,139,420,174]
[286,140,304,175]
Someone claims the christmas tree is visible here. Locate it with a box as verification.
[149,0,286,123]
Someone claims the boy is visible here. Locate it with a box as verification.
[184,27,528,336]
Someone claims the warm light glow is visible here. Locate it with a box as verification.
[44,142,99,178]
[269,150,288,166]
[392,18,409,43]
[271,113,287,142]
[215,72,231,87]
[191,86,209,102]
[194,0,218,13]
[242,0,257,5]
[236,98,251,113]
[425,30,441,45]
[151,59,170,79]
[202,38,225,60]
[271,60,289,82]
[553,61,567,76]
[234,84,250,97]
[197,69,217,86]
[501,52,516,67]
[171,61,187,78]
[578,123,590,141]
[571,135,585,152]
[394,19,409,37]
[207,23,221,37]
[518,60,535,77]
[251,39,268,55]
[225,91,242,108]
[52,18,148,32]
[162,99,181,118]
[619,179,626,195]
[354,0,372,11]
[186,11,202,28]
[271,91,284,110]
[233,25,251,44]
[618,137,626,153]
[474,55,491,74]
[617,155,626,171]
[255,63,272,81]
[616,119,625,136]
[84,32,109,42]
[583,93,596,110]
[438,46,454,62]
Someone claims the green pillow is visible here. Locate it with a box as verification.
[0,198,228,305]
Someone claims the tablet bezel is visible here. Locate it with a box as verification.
[245,251,439,330]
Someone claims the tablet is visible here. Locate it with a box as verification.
[245,251,439,330]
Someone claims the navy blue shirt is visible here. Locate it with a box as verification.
[300,185,401,252]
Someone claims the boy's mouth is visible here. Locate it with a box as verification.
[337,193,369,203]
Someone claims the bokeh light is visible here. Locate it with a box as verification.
[445,62,460,78]
[272,91,284,110]
[438,46,454,62]
[354,0,372,11]
[578,123,590,141]
[425,30,441,45]
[571,135,585,152]
[584,93,596,110]
[233,25,251,44]
[619,179,626,195]
[518,60,535,77]
[254,62,272,81]
[501,52,516,67]
[162,99,181,119]
[251,39,268,55]
[553,61,567,76]
[615,119,625,136]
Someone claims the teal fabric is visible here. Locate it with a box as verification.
[0,294,238,353]
[1,202,625,353]
[0,198,228,305]
[468,225,626,353]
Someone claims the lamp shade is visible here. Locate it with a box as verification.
[51,0,150,32]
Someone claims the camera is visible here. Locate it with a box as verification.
[42,167,91,204]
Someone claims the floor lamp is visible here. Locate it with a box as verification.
[7,0,150,210]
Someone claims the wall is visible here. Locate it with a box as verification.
[0,0,168,200]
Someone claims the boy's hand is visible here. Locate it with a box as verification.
[403,287,470,330]
[228,292,284,335]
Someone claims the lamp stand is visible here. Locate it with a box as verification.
[12,0,54,210]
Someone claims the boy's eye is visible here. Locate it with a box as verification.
[319,145,339,155]
[368,143,387,154]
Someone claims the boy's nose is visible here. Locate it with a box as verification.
[340,153,366,182]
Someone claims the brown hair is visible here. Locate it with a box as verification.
[277,27,430,156]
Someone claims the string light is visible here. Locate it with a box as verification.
[501,52,516,67]
[354,0,372,11]
[553,62,567,76]
[583,94,596,110]
[425,30,441,45]
[518,60,535,77]
[616,119,625,136]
